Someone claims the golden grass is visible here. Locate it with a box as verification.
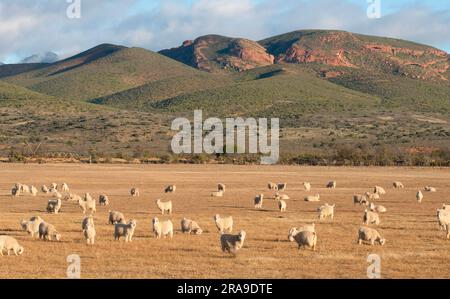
[0,164,449,278]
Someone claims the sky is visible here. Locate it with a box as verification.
[0,0,449,63]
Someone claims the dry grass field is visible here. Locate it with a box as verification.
[0,164,449,279]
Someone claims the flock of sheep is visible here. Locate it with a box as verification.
[1,179,450,257]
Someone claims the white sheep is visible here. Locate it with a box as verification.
[363,210,380,225]
[358,226,386,246]
[288,228,317,251]
[218,183,226,193]
[214,214,233,234]
[78,196,96,214]
[303,182,311,191]
[304,194,320,202]
[393,181,404,188]
[0,236,24,256]
[443,204,450,210]
[61,183,69,192]
[130,188,140,197]
[84,193,93,202]
[369,202,387,213]
[20,216,44,238]
[353,194,369,206]
[39,222,61,241]
[165,185,176,193]
[83,220,96,245]
[220,230,246,255]
[109,210,126,225]
[318,203,335,220]
[365,192,380,200]
[416,190,424,203]
[64,193,82,202]
[156,199,172,215]
[274,193,290,200]
[278,200,287,212]
[254,194,264,209]
[21,185,31,194]
[114,220,137,242]
[46,199,62,214]
[30,186,38,196]
[152,218,174,239]
[181,218,203,235]
[424,186,437,192]
[99,194,109,206]
[41,185,49,193]
[268,182,277,191]
[374,186,386,195]
[50,183,58,190]
[277,183,287,192]
[326,181,337,189]
[436,209,450,235]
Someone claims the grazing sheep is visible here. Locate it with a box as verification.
[41,185,49,193]
[304,194,320,202]
[393,181,404,189]
[99,194,109,206]
[109,210,126,225]
[214,214,233,234]
[369,202,387,213]
[165,185,176,193]
[268,182,278,191]
[318,203,335,221]
[61,183,69,192]
[30,186,38,196]
[181,218,203,235]
[278,200,287,212]
[156,199,172,215]
[83,221,96,245]
[274,193,290,200]
[82,216,94,230]
[303,182,311,191]
[38,222,61,241]
[152,218,174,239]
[0,236,24,256]
[64,193,82,202]
[424,186,437,192]
[220,230,246,255]
[358,227,386,246]
[21,185,31,194]
[78,196,96,214]
[20,216,44,238]
[374,186,386,195]
[254,194,264,209]
[277,183,287,192]
[218,183,226,193]
[443,204,450,210]
[326,181,337,189]
[437,209,450,232]
[114,220,137,242]
[365,192,380,200]
[130,188,140,197]
[50,183,57,190]
[47,199,62,214]
[353,194,369,206]
[363,210,380,226]
[288,228,317,251]
[211,190,224,197]
[416,190,424,203]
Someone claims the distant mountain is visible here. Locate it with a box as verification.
[0,63,49,79]
[4,43,212,101]
[160,35,274,72]
[20,51,59,64]
[0,62,3,65]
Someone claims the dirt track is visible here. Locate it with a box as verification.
[0,164,449,278]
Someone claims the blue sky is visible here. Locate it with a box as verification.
[0,0,449,63]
